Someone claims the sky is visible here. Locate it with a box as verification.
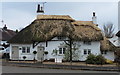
[0,1,119,33]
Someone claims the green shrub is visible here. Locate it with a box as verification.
[85,54,96,64]
[85,54,106,65]
[95,55,106,65]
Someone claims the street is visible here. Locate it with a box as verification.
[1,65,120,73]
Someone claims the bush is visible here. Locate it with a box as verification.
[95,55,106,65]
[85,54,106,65]
[85,54,96,64]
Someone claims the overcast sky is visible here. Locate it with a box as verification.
[0,2,119,33]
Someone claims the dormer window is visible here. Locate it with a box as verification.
[83,41,91,45]
[57,36,65,40]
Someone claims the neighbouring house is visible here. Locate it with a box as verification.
[0,25,16,57]
[116,28,120,58]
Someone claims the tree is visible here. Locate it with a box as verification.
[51,49,58,63]
[102,22,115,38]
[64,39,73,63]
[64,40,80,62]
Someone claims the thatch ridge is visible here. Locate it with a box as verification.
[72,21,100,31]
[37,15,75,21]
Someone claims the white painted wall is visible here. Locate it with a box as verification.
[75,41,101,61]
[10,44,34,60]
[102,51,115,61]
[10,38,101,61]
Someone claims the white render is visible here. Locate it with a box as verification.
[9,37,104,61]
[102,51,115,61]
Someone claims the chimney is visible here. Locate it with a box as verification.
[92,11,97,25]
[37,4,44,13]
[3,24,7,30]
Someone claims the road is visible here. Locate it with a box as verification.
[1,65,120,73]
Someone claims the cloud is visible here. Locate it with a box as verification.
[2,8,35,30]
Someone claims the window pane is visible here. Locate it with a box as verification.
[101,51,104,54]
[57,36,65,40]
[88,49,91,54]
[59,48,62,54]
[83,41,91,45]
[22,47,26,53]
[63,48,66,54]
[84,49,87,54]
[27,47,30,53]
[105,51,107,54]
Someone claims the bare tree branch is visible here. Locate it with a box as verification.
[102,22,115,38]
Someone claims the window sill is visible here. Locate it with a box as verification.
[21,53,31,55]
[58,54,64,56]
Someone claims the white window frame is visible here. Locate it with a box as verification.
[83,49,91,55]
[22,46,31,54]
[59,47,66,55]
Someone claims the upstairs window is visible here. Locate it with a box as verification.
[83,41,91,45]
[57,36,66,40]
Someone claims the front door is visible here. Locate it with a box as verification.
[11,46,19,60]
[37,46,44,61]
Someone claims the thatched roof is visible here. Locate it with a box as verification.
[116,30,120,37]
[72,21,98,27]
[37,15,75,21]
[72,21,103,41]
[8,15,103,44]
[100,37,116,51]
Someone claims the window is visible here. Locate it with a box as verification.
[22,47,26,53]
[101,51,107,54]
[63,48,66,54]
[59,48,66,54]
[83,41,91,45]
[84,49,87,54]
[59,48,62,54]
[88,49,91,54]
[84,49,91,55]
[27,47,30,53]
[57,36,65,40]
[22,47,30,53]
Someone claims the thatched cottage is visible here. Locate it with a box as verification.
[8,13,116,62]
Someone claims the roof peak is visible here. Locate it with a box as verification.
[36,15,75,21]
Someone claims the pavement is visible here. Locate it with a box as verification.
[2,60,120,72]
